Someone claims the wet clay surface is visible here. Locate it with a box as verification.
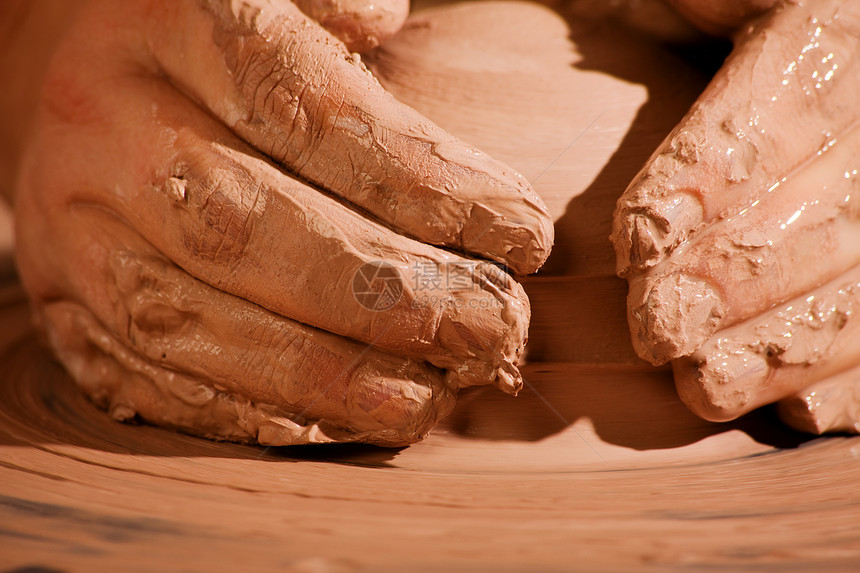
[2,2,860,570]
[612,0,860,428]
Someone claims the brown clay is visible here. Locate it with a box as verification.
[614,0,860,279]
[293,0,410,52]
[667,0,780,36]
[2,4,859,569]
[613,0,860,430]
[151,0,554,275]
[11,0,559,447]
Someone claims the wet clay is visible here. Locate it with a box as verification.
[292,0,409,52]
[627,122,860,363]
[14,0,566,448]
[152,0,554,276]
[777,363,860,433]
[24,0,713,447]
[612,0,860,431]
[7,5,860,570]
[18,91,531,446]
[614,0,860,280]
[673,267,860,422]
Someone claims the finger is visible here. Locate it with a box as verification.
[28,68,529,393]
[43,300,449,446]
[670,265,860,422]
[776,366,860,435]
[293,0,409,53]
[627,124,860,364]
[665,0,778,36]
[613,0,860,276]
[21,205,456,446]
[139,0,552,274]
[43,300,342,446]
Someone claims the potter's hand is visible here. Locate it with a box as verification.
[613,0,860,434]
[13,0,553,446]
[665,0,780,37]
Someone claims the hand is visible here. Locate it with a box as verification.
[613,0,860,433]
[11,0,553,446]
[665,0,780,36]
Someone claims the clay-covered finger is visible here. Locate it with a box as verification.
[18,198,456,446]
[627,124,860,364]
[776,366,860,434]
[138,0,552,274]
[24,72,529,393]
[671,265,860,422]
[43,301,347,446]
[613,0,860,276]
[666,0,778,36]
[293,0,409,53]
[41,293,453,447]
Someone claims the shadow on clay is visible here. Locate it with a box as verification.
[0,309,819,467]
[440,366,817,451]
[540,15,728,279]
[442,16,814,452]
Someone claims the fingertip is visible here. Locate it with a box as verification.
[436,263,530,394]
[665,0,779,37]
[518,204,555,274]
[776,371,860,435]
[612,191,705,278]
[671,356,759,423]
[347,359,457,446]
[776,392,829,435]
[294,0,410,52]
[459,175,554,276]
[493,198,555,276]
[629,273,725,365]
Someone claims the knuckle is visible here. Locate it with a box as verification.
[168,148,262,269]
[40,65,105,128]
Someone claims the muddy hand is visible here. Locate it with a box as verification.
[613,0,860,432]
[13,0,553,447]
[665,0,780,37]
